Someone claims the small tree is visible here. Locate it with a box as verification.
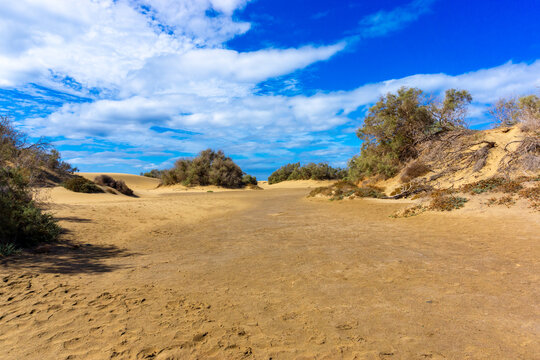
[489,98,520,127]
[350,87,471,179]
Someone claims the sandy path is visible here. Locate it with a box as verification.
[1,187,539,359]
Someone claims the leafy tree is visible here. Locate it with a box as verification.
[349,87,472,179]
[489,98,520,127]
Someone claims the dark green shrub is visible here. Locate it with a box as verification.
[63,176,103,193]
[141,169,164,179]
[161,149,245,188]
[242,174,258,186]
[94,175,134,196]
[269,162,346,184]
[0,167,61,252]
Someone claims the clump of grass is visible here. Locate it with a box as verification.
[518,183,540,210]
[400,161,431,183]
[94,175,134,196]
[461,177,523,195]
[390,205,426,218]
[309,180,384,200]
[429,193,468,211]
[0,242,19,257]
[63,176,104,193]
[461,177,505,194]
[487,195,516,207]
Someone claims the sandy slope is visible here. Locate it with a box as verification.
[1,179,539,359]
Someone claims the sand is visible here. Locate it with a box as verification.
[1,176,539,359]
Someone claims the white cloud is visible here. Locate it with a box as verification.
[1,0,539,175]
[359,0,436,38]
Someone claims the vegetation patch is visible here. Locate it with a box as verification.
[159,149,254,188]
[400,161,431,183]
[428,193,468,211]
[390,205,426,218]
[308,180,384,201]
[63,176,104,193]
[268,162,347,185]
[518,183,540,210]
[1,116,70,254]
[94,175,135,196]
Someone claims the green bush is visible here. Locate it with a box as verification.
[242,174,258,186]
[63,176,104,193]
[268,162,347,185]
[0,167,61,253]
[94,175,134,196]
[161,149,247,188]
[141,169,164,179]
[1,116,70,254]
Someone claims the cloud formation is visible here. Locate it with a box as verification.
[358,0,436,38]
[0,0,538,178]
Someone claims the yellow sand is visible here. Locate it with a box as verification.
[1,175,539,359]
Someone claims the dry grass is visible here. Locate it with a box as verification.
[400,161,431,183]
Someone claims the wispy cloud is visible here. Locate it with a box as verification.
[359,0,437,38]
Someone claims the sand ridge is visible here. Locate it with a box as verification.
[1,182,539,359]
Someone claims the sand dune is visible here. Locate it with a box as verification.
[1,183,539,359]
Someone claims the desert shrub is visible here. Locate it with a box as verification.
[161,149,246,188]
[350,87,471,180]
[308,180,384,200]
[429,193,468,211]
[242,174,258,186]
[518,95,540,133]
[0,116,68,253]
[400,161,431,183]
[94,175,134,196]
[268,163,300,184]
[489,98,520,127]
[63,176,103,193]
[1,116,76,185]
[461,177,523,195]
[518,183,540,210]
[390,205,426,218]
[491,94,540,132]
[269,162,346,185]
[461,177,505,194]
[141,169,164,179]
[1,167,61,253]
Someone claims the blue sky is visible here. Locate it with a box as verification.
[0,0,539,179]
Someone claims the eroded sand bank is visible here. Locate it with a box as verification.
[1,180,539,359]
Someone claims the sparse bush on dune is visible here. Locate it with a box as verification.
[491,94,540,132]
[1,116,67,255]
[63,176,103,193]
[94,174,135,196]
[160,149,254,188]
[141,169,164,179]
[308,180,385,201]
[242,174,258,186]
[268,162,347,185]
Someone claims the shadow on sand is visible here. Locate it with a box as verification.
[1,224,135,275]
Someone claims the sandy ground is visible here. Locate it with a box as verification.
[1,177,539,359]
